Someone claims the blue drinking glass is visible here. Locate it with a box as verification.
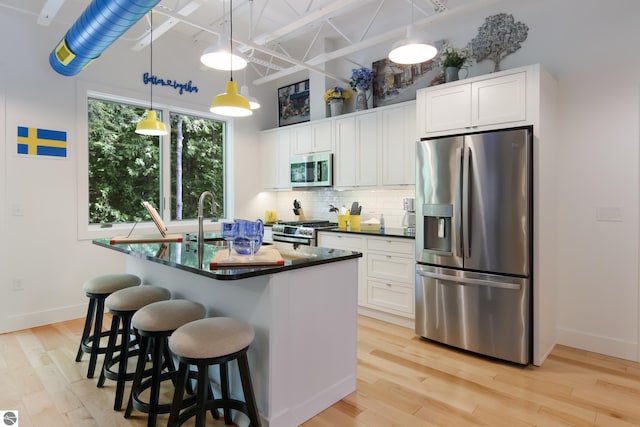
[221,222,238,259]
[244,221,261,259]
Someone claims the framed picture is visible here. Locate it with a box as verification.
[372,40,445,108]
[278,79,310,127]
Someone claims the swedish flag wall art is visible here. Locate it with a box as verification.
[17,126,68,158]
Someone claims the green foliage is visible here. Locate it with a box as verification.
[88,99,225,225]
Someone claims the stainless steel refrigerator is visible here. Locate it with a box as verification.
[415,126,532,364]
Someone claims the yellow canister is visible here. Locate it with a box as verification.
[265,210,277,223]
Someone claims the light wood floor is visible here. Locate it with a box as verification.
[1,315,640,427]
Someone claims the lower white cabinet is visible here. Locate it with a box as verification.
[317,232,415,323]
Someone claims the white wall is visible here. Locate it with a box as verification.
[0,10,263,333]
[2,0,640,363]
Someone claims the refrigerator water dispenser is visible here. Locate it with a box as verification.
[422,204,453,254]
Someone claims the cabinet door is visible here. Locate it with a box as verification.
[419,84,471,135]
[317,232,366,304]
[291,124,312,155]
[311,120,333,152]
[472,71,526,127]
[356,111,379,187]
[260,128,290,189]
[334,117,357,187]
[382,103,416,186]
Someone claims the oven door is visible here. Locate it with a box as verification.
[272,233,313,246]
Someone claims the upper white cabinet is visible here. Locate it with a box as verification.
[260,127,291,190]
[334,111,379,188]
[417,70,527,137]
[291,119,333,155]
[381,102,416,186]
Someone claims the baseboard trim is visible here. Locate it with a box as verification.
[557,326,639,362]
[1,303,86,334]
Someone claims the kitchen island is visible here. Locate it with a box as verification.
[93,236,362,427]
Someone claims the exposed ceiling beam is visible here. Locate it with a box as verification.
[253,0,498,85]
[37,0,65,26]
[132,1,204,51]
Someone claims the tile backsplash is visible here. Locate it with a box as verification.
[272,188,415,227]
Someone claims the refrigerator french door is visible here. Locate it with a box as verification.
[415,127,532,364]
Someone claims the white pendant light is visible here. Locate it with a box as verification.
[240,85,261,109]
[388,1,438,64]
[136,10,168,136]
[200,0,247,71]
[210,0,252,118]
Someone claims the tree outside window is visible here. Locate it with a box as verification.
[87,98,225,226]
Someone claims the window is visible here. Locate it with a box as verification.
[84,92,226,237]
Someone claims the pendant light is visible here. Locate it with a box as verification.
[210,0,252,117]
[200,0,247,71]
[388,0,438,64]
[136,10,168,136]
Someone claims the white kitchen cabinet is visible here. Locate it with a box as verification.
[334,111,378,188]
[381,102,416,186]
[417,70,527,136]
[291,119,333,155]
[317,231,415,325]
[260,128,291,190]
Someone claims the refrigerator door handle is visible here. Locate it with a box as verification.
[416,270,522,290]
[462,146,471,259]
[455,147,463,257]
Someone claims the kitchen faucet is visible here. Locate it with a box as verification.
[197,191,216,249]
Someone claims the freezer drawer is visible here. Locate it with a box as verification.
[415,265,530,364]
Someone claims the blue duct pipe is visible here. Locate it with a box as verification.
[49,0,161,76]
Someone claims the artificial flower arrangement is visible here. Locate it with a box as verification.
[324,86,352,103]
[440,43,473,69]
[350,67,373,90]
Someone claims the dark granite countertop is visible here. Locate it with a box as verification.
[318,227,415,239]
[93,234,362,281]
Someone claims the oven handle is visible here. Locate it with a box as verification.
[272,234,312,245]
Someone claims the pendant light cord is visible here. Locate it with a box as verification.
[229,0,234,81]
[149,10,154,110]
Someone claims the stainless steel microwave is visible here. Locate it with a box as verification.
[290,152,333,188]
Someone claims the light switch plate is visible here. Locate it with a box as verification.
[596,207,623,222]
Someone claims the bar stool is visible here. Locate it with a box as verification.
[75,273,141,378]
[97,285,172,411]
[167,317,261,427]
[124,299,207,427]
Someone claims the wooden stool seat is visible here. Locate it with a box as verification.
[75,273,141,378]
[97,285,171,411]
[125,299,207,427]
[167,317,261,427]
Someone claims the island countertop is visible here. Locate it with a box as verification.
[93,235,362,281]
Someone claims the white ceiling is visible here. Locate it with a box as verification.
[1,0,494,85]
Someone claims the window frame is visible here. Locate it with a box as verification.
[76,81,234,240]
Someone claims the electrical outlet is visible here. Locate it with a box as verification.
[12,278,24,291]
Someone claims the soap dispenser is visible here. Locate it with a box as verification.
[379,214,385,233]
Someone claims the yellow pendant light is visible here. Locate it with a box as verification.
[388,0,438,64]
[210,0,252,118]
[136,10,168,136]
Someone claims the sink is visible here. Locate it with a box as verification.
[203,238,228,247]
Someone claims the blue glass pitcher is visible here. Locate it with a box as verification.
[233,219,264,255]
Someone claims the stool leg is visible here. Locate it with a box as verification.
[220,362,232,425]
[114,314,133,410]
[195,363,209,427]
[237,354,261,427]
[125,335,150,419]
[168,361,189,427]
[87,298,105,378]
[75,297,95,363]
[97,314,120,388]
[147,336,164,427]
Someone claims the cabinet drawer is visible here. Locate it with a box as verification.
[367,279,414,317]
[317,233,364,251]
[367,237,414,256]
[367,253,414,284]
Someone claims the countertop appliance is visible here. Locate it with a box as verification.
[271,220,337,246]
[290,152,333,188]
[415,126,533,365]
[402,197,416,235]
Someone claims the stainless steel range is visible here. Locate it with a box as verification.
[271,220,337,246]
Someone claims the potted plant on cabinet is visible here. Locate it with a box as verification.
[324,86,351,117]
[350,67,373,111]
[440,43,472,83]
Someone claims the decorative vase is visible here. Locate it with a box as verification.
[445,66,460,83]
[329,99,344,117]
[355,88,368,111]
